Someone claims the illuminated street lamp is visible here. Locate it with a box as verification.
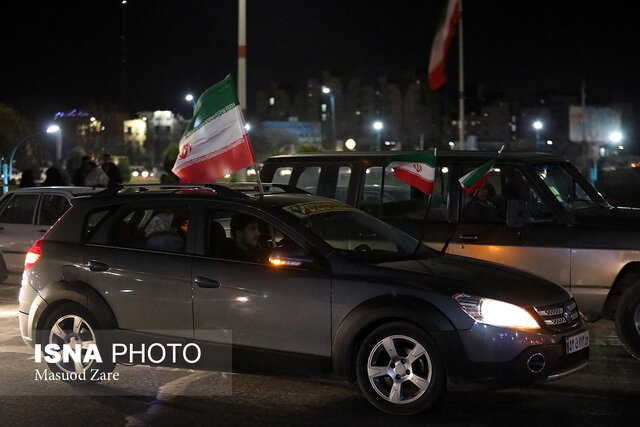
[2,125,61,193]
[532,120,543,149]
[322,86,336,150]
[609,131,622,144]
[185,94,196,112]
[373,121,384,151]
[345,138,356,151]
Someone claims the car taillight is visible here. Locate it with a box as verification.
[24,238,44,271]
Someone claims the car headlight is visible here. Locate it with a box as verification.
[454,294,540,329]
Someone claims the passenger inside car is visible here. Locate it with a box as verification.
[462,183,502,223]
[224,213,266,262]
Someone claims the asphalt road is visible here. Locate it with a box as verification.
[1,275,639,426]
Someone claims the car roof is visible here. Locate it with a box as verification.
[74,185,338,211]
[264,150,567,164]
[5,186,104,196]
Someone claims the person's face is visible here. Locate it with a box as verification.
[180,219,189,234]
[237,220,261,249]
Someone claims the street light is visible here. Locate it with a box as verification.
[345,138,356,151]
[185,94,196,113]
[373,121,384,151]
[2,125,61,193]
[532,120,543,151]
[322,86,336,150]
[609,131,622,144]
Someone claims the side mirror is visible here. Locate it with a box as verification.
[506,199,528,228]
[268,248,317,269]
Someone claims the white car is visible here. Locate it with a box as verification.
[0,186,102,274]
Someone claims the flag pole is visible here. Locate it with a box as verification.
[412,148,437,256]
[458,0,465,150]
[439,144,503,256]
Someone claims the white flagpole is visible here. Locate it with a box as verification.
[238,0,247,116]
[458,0,465,150]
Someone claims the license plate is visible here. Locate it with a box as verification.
[566,330,590,354]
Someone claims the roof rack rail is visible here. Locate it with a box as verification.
[92,183,248,198]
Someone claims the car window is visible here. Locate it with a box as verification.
[206,209,305,264]
[271,165,352,202]
[363,166,448,221]
[296,167,321,195]
[0,194,38,224]
[533,163,596,211]
[38,195,71,226]
[94,207,190,253]
[460,166,553,224]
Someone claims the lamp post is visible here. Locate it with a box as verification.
[3,125,60,193]
[322,86,336,150]
[373,121,384,151]
[185,94,196,114]
[532,120,543,150]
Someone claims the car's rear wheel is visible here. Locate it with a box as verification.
[40,303,115,381]
[615,281,640,360]
[355,322,445,415]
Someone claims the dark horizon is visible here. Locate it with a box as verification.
[3,1,639,133]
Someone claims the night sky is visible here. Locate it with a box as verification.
[2,1,638,122]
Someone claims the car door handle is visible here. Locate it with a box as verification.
[195,276,221,288]
[88,260,110,272]
[459,235,478,241]
[37,229,48,233]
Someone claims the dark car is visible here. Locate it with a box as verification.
[261,151,640,360]
[19,184,588,415]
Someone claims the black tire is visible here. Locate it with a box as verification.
[39,302,116,382]
[355,322,445,415]
[615,281,640,360]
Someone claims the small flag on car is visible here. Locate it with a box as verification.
[458,146,504,196]
[172,75,255,184]
[387,154,436,194]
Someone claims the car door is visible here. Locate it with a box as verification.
[191,204,332,357]
[33,193,71,242]
[0,192,40,271]
[82,202,194,338]
[447,164,571,287]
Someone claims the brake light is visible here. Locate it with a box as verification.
[24,238,44,270]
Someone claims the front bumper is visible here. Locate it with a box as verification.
[436,322,590,390]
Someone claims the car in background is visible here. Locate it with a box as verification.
[261,151,640,360]
[19,184,588,415]
[0,186,102,273]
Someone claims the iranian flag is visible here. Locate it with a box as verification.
[458,147,504,196]
[172,75,255,184]
[387,154,436,194]
[428,0,460,91]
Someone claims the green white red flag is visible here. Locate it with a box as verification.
[428,0,460,90]
[387,154,436,194]
[172,75,255,184]
[458,146,504,196]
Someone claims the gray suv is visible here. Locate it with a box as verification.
[261,151,640,360]
[19,184,588,415]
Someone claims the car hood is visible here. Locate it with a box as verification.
[573,205,640,230]
[375,254,571,308]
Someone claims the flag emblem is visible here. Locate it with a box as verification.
[172,75,255,184]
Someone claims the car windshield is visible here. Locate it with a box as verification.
[533,163,608,211]
[281,201,432,262]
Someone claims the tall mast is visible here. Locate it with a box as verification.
[458,0,465,149]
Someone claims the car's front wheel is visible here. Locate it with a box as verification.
[355,322,445,415]
[39,302,115,381]
[615,281,640,360]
